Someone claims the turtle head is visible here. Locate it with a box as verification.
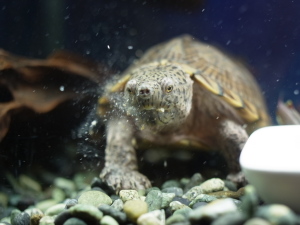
[123,63,193,132]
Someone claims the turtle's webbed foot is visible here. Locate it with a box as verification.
[100,166,152,193]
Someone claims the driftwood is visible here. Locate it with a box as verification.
[0,49,109,141]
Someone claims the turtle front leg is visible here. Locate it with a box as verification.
[100,117,151,193]
[217,119,248,184]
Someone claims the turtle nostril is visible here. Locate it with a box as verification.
[138,86,152,98]
[139,88,150,95]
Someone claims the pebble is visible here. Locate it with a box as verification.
[183,178,224,201]
[98,204,127,224]
[211,211,246,225]
[119,190,140,202]
[52,187,66,202]
[255,204,298,225]
[64,199,78,209]
[19,175,42,193]
[123,199,148,222]
[161,193,175,208]
[189,198,238,222]
[110,199,124,211]
[26,208,44,225]
[63,217,87,225]
[166,213,186,225]
[169,201,189,211]
[68,204,103,221]
[54,177,76,197]
[45,203,66,216]
[189,194,218,208]
[145,187,160,195]
[240,185,260,218]
[161,187,183,197]
[145,190,163,211]
[101,215,119,225]
[173,207,192,217]
[35,199,59,213]
[161,180,181,189]
[137,210,165,225]
[224,180,238,191]
[172,196,190,206]
[54,211,72,225]
[39,215,56,225]
[11,211,30,225]
[183,173,204,192]
[199,178,225,193]
[0,192,8,207]
[78,190,112,207]
[244,217,272,225]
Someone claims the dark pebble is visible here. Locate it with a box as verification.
[63,218,87,225]
[192,202,207,209]
[11,212,30,225]
[145,187,160,195]
[224,180,238,191]
[162,187,184,197]
[64,199,78,209]
[172,197,190,206]
[90,177,104,189]
[54,211,72,225]
[98,204,127,224]
[90,177,114,195]
[161,180,181,189]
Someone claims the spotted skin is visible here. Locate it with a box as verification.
[99,35,270,193]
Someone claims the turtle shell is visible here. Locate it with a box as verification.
[99,35,270,132]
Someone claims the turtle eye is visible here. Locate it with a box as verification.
[166,85,173,93]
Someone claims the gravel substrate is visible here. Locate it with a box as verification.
[1,172,300,225]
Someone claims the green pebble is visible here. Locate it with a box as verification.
[69,204,103,221]
[36,199,59,213]
[173,207,192,217]
[189,194,218,207]
[111,199,124,211]
[255,204,298,225]
[51,187,66,202]
[161,193,175,208]
[101,215,119,225]
[161,180,181,189]
[78,190,112,207]
[123,199,148,222]
[45,203,66,216]
[166,214,186,225]
[64,217,87,225]
[145,190,163,211]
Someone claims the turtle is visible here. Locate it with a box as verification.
[98,35,270,193]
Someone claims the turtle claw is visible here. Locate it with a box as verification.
[100,166,152,193]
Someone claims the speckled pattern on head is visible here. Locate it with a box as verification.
[124,62,193,131]
[98,34,271,193]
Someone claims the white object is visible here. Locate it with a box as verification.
[240,125,300,212]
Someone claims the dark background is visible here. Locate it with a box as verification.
[0,0,299,180]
